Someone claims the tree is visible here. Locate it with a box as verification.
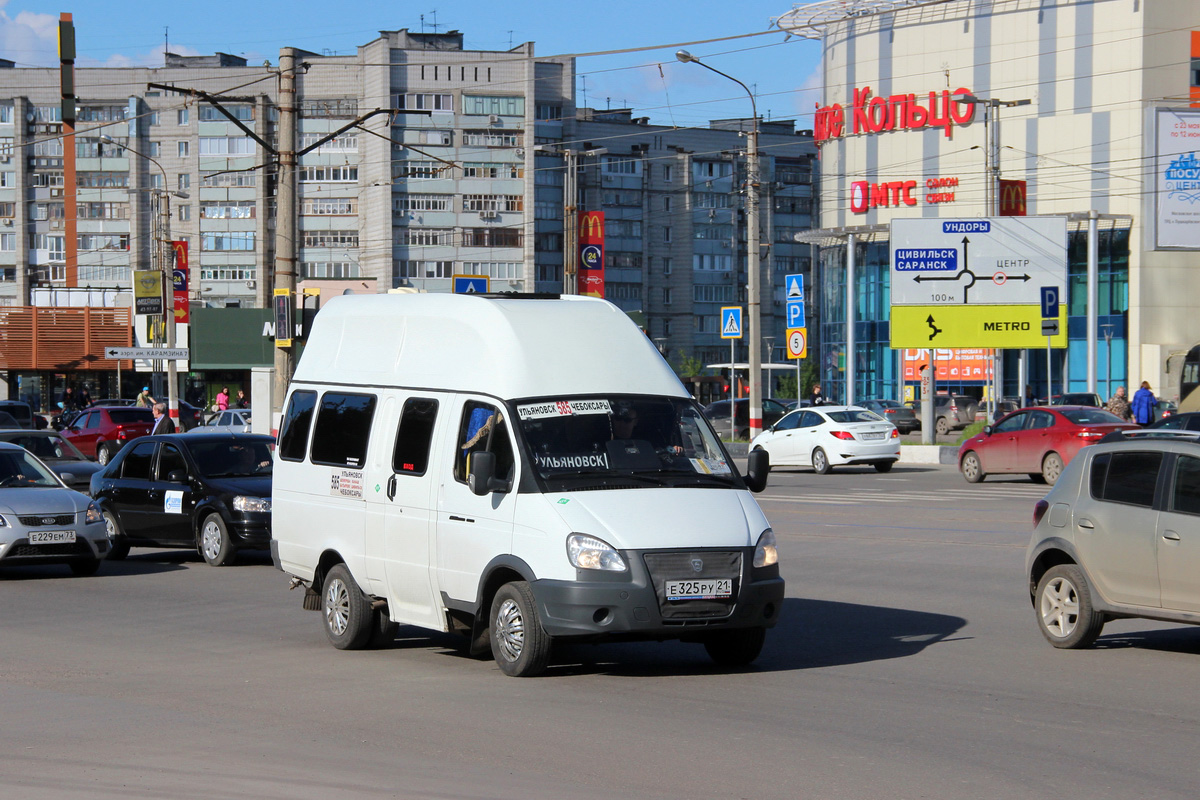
[672,350,704,379]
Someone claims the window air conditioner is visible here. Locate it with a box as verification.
[479,210,499,220]
[488,114,500,124]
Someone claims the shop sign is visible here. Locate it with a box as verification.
[850,177,960,214]
[999,180,1027,216]
[814,86,976,145]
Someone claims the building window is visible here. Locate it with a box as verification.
[462,162,524,179]
[461,261,521,279]
[462,228,522,248]
[202,171,256,187]
[177,141,188,158]
[178,205,190,222]
[663,226,672,243]
[178,108,189,125]
[461,95,525,117]
[393,93,453,113]
[202,232,256,251]
[298,133,358,152]
[301,261,359,278]
[300,99,359,118]
[177,173,190,191]
[463,194,523,212]
[663,196,672,212]
[602,157,640,175]
[298,166,358,182]
[535,105,562,121]
[693,254,731,271]
[663,319,672,337]
[663,164,673,182]
[198,137,255,156]
[393,260,454,280]
[200,201,256,219]
[199,104,253,121]
[393,194,452,212]
[302,230,359,248]
[664,287,673,305]
[302,198,357,215]
[148,141,161,157]
[199,266,257,280]
[392,161,452,180]
[663,257,672,276]
[395,228,454,246]
[462,130,522,147]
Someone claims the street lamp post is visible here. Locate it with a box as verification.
[102,134,186,424]
[676,49,764,438]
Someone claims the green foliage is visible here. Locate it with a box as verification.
[672,350,705,378]
[956,420,985,444]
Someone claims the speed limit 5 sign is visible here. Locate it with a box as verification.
[786,327,808,359]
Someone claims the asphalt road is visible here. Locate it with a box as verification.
[3,464,1200,798]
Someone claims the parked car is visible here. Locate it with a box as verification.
[958,406,1134,485]
[0,400,35,429]
[1050,392,1103,407]
[91,431,273,565]
[750,405,900,474]
[991,398,1020,421]
[1148,411,1200,431]
[0,411,23,429]
[191,408,251,434]
[702,397,790,440]
[1025,429,1200,648]
[176,400,205,431]
[59,406,155,465]
[859,399,920,434]
[0,442,109,575]
[906,395,977,435]
[1157,400,1178,421]
[0,430,104,492]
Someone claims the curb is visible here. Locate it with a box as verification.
[730,441,958,466]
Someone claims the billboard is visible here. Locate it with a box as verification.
[1155,109,1200,249]
[133,270,163,316]
[902,348,995,383]
[171,240,189,325]
[578,211,605,298]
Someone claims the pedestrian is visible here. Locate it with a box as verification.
[78,385,91,408]
[136,386,155,408]
[216,386,230,411]
[1131,381,1158,426]
[1024,385,1036,407]
[150,401,176,435]
[61,387,78,411]
[1105,386,1132,421]
[809,383,827,406]
[235,389,248,409]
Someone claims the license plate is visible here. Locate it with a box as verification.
[665,578,733,600]
[29,530,76,544]
[861,432,886,440]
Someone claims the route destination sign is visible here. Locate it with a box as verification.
[889,217,1068,348]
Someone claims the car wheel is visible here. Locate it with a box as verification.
[738,427,750,442]
[703,627,767,667]
[68,559,101,577]
[811,447,831,475]
[1036,564,1104,648]
[102,509,129,560]
[199,513,235,566]
[935,417,950,436]
[874,461,894,473]
[322,563,372,650]
[368,608,399,649]
[97,442,116,466]
[1042,452,1064,485]
[961,451,985,483]
[490,581,551,677]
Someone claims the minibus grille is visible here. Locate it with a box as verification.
[643,550,742,619]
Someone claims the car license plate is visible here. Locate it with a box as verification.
[665,578,733,601]
[862,432,886,440]
[28,530,76,544]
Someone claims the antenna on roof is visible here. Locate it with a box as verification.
[163,26,169,67]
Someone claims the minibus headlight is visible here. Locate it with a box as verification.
[753,529,778,568]
[566,533,627,572]
[233,495,271,513]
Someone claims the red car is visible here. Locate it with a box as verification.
[958,406,1133,485]
[60,406,155,465]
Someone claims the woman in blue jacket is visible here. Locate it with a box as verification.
[1131,381,1157,426]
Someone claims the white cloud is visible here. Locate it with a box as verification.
[0,6,58,67]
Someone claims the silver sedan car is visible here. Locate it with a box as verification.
[0,442,109,576]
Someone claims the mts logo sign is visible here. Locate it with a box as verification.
[850,180,917,213]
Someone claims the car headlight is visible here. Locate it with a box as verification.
[233,495,271,513]
[566,533,627,572]
[0,514,7,527]
[753,529,778,568]
[85,502,102,524]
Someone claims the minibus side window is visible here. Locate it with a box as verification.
[278,390,317,462]
[392,398,438,476]
[311,392,377,468]
[454,401,513,483]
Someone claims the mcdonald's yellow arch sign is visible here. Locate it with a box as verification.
[999,179,1026,216]
[579,210,605,299]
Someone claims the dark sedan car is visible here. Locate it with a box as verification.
[702,397,789,440]
[1148,411,1200,431]
[859,399,920,434]
[90,432,273,566]
[0,430,104,492]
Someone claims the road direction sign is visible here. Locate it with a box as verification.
[1042,319,1060,336]
[1040,286,1060,319]
[784,273,804,301]
[105,347,190,360]
[720,306,743,339]
[786,327,808,359]
[786,299,805,328]
[889,217,1068,348]
[452,275,489,294]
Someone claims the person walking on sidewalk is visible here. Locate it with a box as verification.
[1131,381,1158,426]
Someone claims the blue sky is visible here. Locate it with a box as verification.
[2,0,823,128]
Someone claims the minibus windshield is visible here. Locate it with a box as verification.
[514,395,739,490]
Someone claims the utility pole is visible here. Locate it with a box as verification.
[563,148,578,295]
[273,48,298,412]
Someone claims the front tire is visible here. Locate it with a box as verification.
[1042,452,1064,485]
[199,513,235,566]
[961,451,985,483]
[704,627,767,667]
[322,564,372,650]
[811,447,831,475]
[102,509,129,560]
[490,581,551,677]
[1036,564,1104,648]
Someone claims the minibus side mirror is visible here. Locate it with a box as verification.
[468,450,510,496]
[743,448,770,493]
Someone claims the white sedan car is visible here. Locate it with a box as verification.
[749,405,900,474]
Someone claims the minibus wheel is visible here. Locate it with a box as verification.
[703,627,767,667]
[490,581,551,677]
[322,564,372,650]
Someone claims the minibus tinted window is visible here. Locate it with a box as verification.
[278,390,317,462]
[393,398,438,476]
[311,392,377,468]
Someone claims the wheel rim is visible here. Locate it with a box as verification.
[98,447,109,465]
[963,455,979,480]
[1045,455,1063,482]
[104,513,118,541]
[813,450,827,471]
[1040,576,1080,638]
[325,578,351,637]
[494,597,525,662]
[200,519,222,561]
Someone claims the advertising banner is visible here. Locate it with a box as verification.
[1156,109,1200,249]
[578,210,605,298]
[133,270,163,316]
[998,180,1026,216]
[903,348,995,382]
[171,240,189,325]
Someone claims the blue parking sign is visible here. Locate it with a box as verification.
[1040,286,1059,319]
[786,299,805,328]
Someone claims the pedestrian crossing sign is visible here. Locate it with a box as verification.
[720,306,743,339]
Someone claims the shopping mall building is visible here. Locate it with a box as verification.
[778,0,1200,405]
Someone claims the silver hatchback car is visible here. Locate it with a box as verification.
[1025,430,1200,648]
[0,442,109,575]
